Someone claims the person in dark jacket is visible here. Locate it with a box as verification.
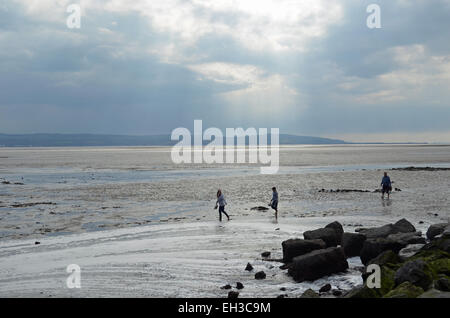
[269,187,278,219]
[381,172,392,199]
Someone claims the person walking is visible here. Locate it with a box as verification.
[215,189,230,221]
[381,172,392,199]
[269,187,278,218]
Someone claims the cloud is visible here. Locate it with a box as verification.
[1,0,450,141]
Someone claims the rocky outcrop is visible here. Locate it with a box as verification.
[417,289,450,298]
[383,281,424,298]
[360,237,406,265]
[255,271,266,280]
[299,289,320,298]
[303,227,339,247]
[426,223,449,240]
[325,221,344,245]
[394,259,433,290]
[394,219,416,233]
[281,238,326,263]
[342,232,366,257]
[288,247,348,282]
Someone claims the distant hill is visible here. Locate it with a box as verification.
[0,133,349,147]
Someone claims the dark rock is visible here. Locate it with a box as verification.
[343,286,378,298]
[319,283,332,293]
[34,241,40,245]
[332,289,342,297]
[358,224,399,239]
[228,291,239,299]
[299,289,320,298]
[325,221,344,244]
[276,294,287,298]
[342,232,366,257]
[280,287,286,291]
[245,263,253,271]
[281,238,326,263]
[387,232,426,245]
[399,244,425,258]
[261,251,271,258]
[236,282,244,290]
[303,228,339,247]
[251,206,269,211]
[394,219,416,233]
[221,284,232,290]
[434,278,450,292]
[255,271,266,280]
[288,247,348,282]
[418,289,450,298]
[367,250,402,267]
[426,223,448,240]
[360,238,406,265]
[420,236,450,253]
[395,259,433,290]
[384,281,424,298]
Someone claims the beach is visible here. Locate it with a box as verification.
[0,144,449,297]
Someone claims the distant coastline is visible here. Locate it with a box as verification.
[0,133,430,147]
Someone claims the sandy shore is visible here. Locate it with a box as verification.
[0,215,434,298]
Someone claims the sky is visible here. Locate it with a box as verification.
[0,0,450,142]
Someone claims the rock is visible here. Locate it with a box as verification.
[236,282,244,290]
[343,286,379,298]
[383,281,424,298]
[358,224,399,239]
[394,259,433,290]
[255,271,266,280]
[34,241,40,245]
[303,228,339,247]
[280,287,286,291]
[434,278,450,292]
[325,221,344,244]
[417,289,450,298]
[281,238,326,263]
[426,223,448,240]
[367,250,402,267]
[386,232,426,245]
[319,284,332,293]
[420,236,450,253]
[342,232,366,257]
[393,219,416,233]
[277,294,287,298]
[251,206,269,211]
[288,247,348,282]
[221,284,232,290]
[399,244,426,258]
[245,263,253,271]
[228,291,239,299]
[299,289,320,298]
[360,238,406,265]
[261,251,271,258]
[332,289,342,297]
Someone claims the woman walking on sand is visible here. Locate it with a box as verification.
[215,189,230,222]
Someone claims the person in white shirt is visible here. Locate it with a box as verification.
[215,189,230,221]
